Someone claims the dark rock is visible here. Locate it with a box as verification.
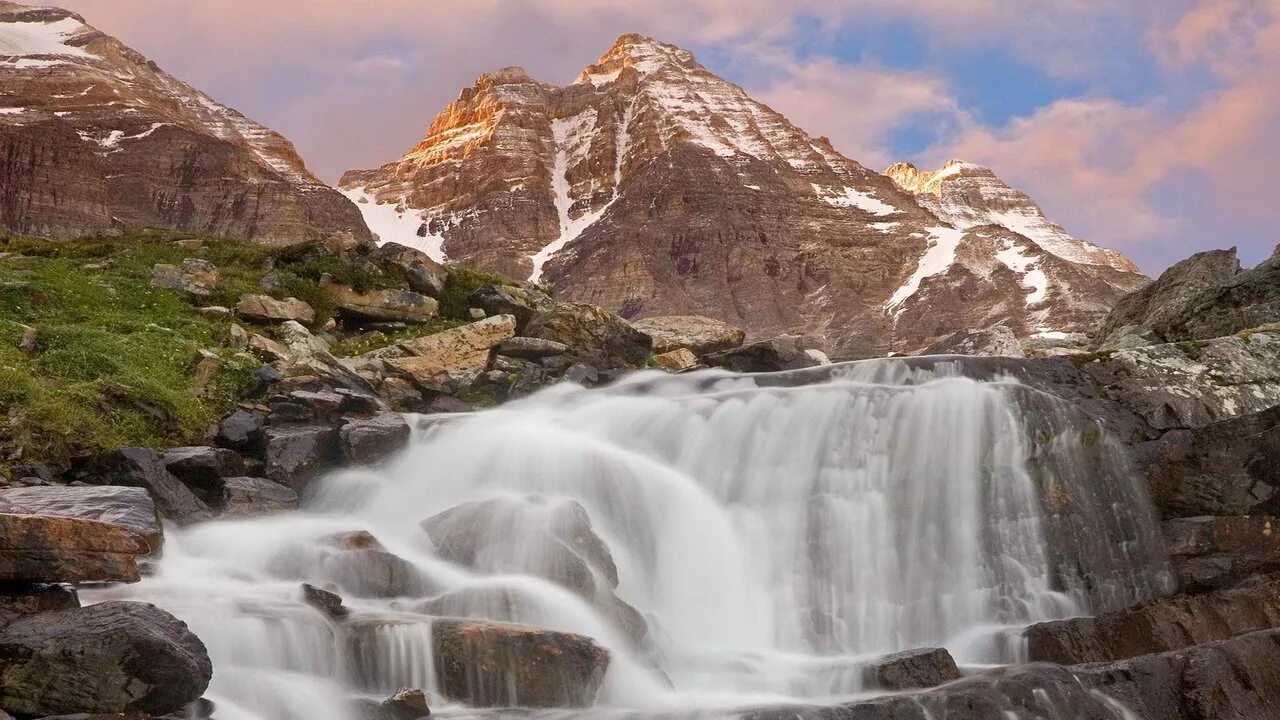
[220,477,298,516]
[340,414,410,465]
[373,243,447,298]
[561,363,599,386]
[333,387,384,415]
[0,601,211,717]
[214,410,266,452]
[0,514,148,584]
[0,584,78,626]
[301,583,348,620]
[160,447,244,503]
[78,449,211,524]
[0,487,162,551]
[494,337,570,361]
[381,688,430,720]
[421,395,474,414]
[5,466,55,484]
[466,285,552,332]
[865,647,961,690]
[430,618,608,707]
[1026,576,1280,664]
[1168,253,1280,342]
[524,302,652,367]
[702,335,810,373]
[1097,248,1242,346]
[262,425,340,492]
[1164,516,1280,592]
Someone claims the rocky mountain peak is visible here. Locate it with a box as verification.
[885,160,993,197]
[575,33,698,85]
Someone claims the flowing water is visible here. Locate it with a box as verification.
[90,359,1175,720]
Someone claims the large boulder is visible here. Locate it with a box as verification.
[631,315,745,355]
[920,325,1024,358]
[372,244,447,298]
[262,425,341,492]
[467,284,554,332]
[702,335,826,373]
[235,294,315,325]
[0,601,211,717]
[316,531,433,598]
[321,277,438,323]
[1164,516,1280,592]
[431,619,608,707]
[1097,248,1241,346]
[77,448,211,525]
[0,583,79,626]
[1166,253,1280,342]
[0,514,148,584]
[219,477,299,516]
[161,446,245,504]
[1026,576,1280,664]
[524,303,652,367]
[0,487,162,551]
[214,410,266,452]
[340,414,411,465]
[150,259,218,297]
[864,647,961,690]
[383,315,517,393]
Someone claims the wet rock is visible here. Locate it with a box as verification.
[651,348,698,371]
[865,647,961,690]
[632,315,746,355]
[381,688,430,720]
[220,477,299,516]
[702,335,816,372]
[78,448,211,524]
[379,377,425,412]
[0,601,211,717]
[1026,576,1280,664]
[321,277,439,323]
[431,618,608,707]
[920,325,1024,357]
[340,414,410,465]
[215,410,266,452]
[0,486,162,551]
[235,294,315,325]
[373,243,447,297]
[300,583,348,620]
[1164,516,1280,592]
[150,259,218,297]
[385,315,517,393]
[262,425,340,491]
[0,583,78,626]
[1137,405,1280,518]
[494,336,569,361]
[525,302,652,366]
[320,532,431,598]
[0,513,147,584]
[161,447,244,503]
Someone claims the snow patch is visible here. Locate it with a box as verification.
[869,221,900,233]
[0,17,93,59]
[585,69,621,85]
[0,107,25,115]
[2,57,67,69]
[886,226,966,312]
[995,241,1048,306]
[812,184,899,217]
[341,187,447,262]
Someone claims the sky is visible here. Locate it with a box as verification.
[54,0,1280,274]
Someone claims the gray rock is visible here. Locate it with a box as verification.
[467,284,553,332]
[235,294,315,325]
[495,336,570,360]
[865,647,961,690]
[921,325,1024,357]
[215,410,265,452]
[300,583,348,620]
[1096,323,1163,351]
[161,446,245,503]
[1097,248,1241,344]
[220,477,299,516]
[631,315,746,355]
[525,302,652,367]
[372,244,447,298]
[0,601,211,717]
[0,583,78,626]
[79,448,211,525]
[150,259,218,297]
[340,414,410,465]
[263,425,340,491]
[702,335,810,372]
[319,531,432,598]
[0,486,162,551]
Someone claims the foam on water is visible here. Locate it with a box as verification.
[89,360,1173,719]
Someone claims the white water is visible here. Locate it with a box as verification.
[90,360,1172,719]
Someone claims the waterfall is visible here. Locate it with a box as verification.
[87,360,1174,719]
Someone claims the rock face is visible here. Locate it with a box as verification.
[0,3,369,245]
[430,618,609,707]
[1096,249,1241,345]
[383,314,517,393]
[340,35,1145,356]
[1164,516,1280,592]
[0,513,147,583]
[0,601,212,716]
[919,324,1024,357]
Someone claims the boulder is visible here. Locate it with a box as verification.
[220,477,299,516]
[1096,324,1163,352]
[321,277,439,323]
[467,284,554,332]
[262,425,340,491]
[301,583,348,620]
[247,333,292,362]
[277,320,331,358]
[150,259,218,297]
[214,410,266,452]
[0,601,211,717]
[864,647,961,690]
[187,349,222,391]
[1167,253,1280,342]
[702,335,821,373]
[0,486,162,551]
[494,337,569,361]
[920,325,1024,357]
[78,448,211,525]
[0,583,78,626]
[525,303,652,366]
[340,414,411,465]
[1026,576,1280,664]
[1097,248,1241,345]
[161,447,244,503]
[372,244,447,298]
[1164,516,1280,592]
[320,531,432,598]
[235,294,315,325]
[384,315,516,393]
[431,619,608,707]
[0,513,147,584]
[380,688,430,720]
[631,315,746,355]
[651,348,698,372]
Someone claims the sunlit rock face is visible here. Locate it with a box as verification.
[341,34,1146,356]
[90,361,1172,719]
[0,3,369,245]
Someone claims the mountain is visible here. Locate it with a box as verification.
[0,3,369,245]
[340,34,1148,356]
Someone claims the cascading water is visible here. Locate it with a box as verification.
[88,359,1174,720]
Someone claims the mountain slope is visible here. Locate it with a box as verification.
[0,3,369,245]
[341,34,1146,356]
